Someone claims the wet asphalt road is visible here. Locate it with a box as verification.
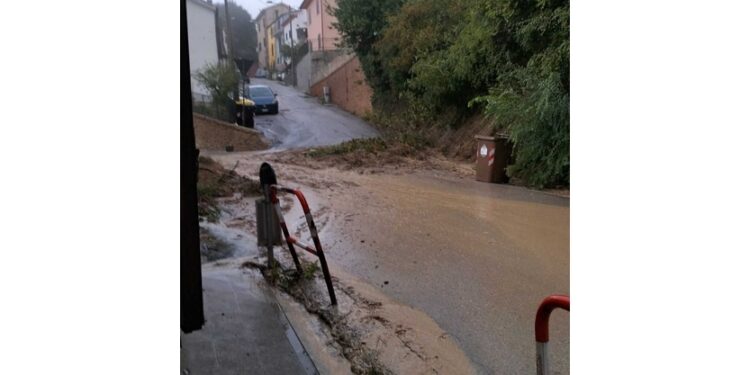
[250,79,379,150]
[210,80,569,373]
[322,173,570,375]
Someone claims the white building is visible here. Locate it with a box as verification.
[186,0,219,99]
[282,10,308,49]
[278,10,308,69]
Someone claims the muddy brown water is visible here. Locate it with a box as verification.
[324,173,570,374]
[207,154,570,374]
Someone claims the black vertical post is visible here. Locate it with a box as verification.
[307,220,337,306]
[181,0,205,333]
[262,163,303,274]
[259,163,278,268]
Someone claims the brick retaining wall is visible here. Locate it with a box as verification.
[310,56,373,116]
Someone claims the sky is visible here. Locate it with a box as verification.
[226,0,304,19]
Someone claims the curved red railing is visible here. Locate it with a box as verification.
[534,295,569,375]
[270,185,337,306]
[535,295,570,343]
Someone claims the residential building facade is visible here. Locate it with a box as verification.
[292,0,373,115]
[186,0,219,98]
[270,11,294,71]
[281,10,308,50]
[254,3,292,71]
[300,0,342,51]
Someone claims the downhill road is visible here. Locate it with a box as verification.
[250,78,379,150]
[209,81,569,374]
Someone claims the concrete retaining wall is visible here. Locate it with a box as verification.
[193,113,270,152]
[295,52,312,93]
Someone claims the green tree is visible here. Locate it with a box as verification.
[474,0,570,187]
[334,0,570,187]
[333,0,405,93]
[216,2,258,72]
[375,0,464,95]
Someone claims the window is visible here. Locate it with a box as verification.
[316,0,320,15]
[249,86,274,98]
[317,34,321,50]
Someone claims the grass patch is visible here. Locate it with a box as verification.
[302,260,320,280]
[305,138,388,157]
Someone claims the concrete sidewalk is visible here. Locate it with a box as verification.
[180,260,318,375]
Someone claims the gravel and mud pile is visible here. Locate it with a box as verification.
[242,257,477,375]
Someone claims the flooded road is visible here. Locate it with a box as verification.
[209,153,570,374]
[197,179,478,374]
[324,173,570,374]
[250,79,379,150]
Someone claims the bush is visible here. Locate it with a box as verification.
[476,71,569,187]
[476,0,570,187]
[335,0,570,187]
[194,61,239,122]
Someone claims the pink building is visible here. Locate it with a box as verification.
[300,0,342,51]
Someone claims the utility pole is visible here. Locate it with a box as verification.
[224,0,238,100]
[290,12,296,87]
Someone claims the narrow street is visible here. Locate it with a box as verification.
[250,78,379,150]
[202,78,570,373]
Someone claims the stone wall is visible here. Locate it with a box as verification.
[193,113,270,152]
[310,56,373,117]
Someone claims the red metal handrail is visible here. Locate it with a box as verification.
[270,184,337,306]
[535,295,570,342]
[534,295,569,375]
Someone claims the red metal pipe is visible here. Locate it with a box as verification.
[534,295,570,343]
[270,184,338,305]
[274,186,311,212]
[270,186,303,273]
[293,190,311,213]
[288,236,318,255]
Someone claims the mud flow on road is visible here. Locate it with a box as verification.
[202,152,569,375]
[199,187,476,374]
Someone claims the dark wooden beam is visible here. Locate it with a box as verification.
[181,0,205,333]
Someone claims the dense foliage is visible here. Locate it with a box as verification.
[334,0,569,187]
[332,0,405,94]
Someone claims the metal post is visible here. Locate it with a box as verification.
[278,187,337,306]
[534,295,570,375]
[536,341,549,375]
[259,163,277,268]
[290,13,296,87]
[270,186,303,273]
[224,0,238,101]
